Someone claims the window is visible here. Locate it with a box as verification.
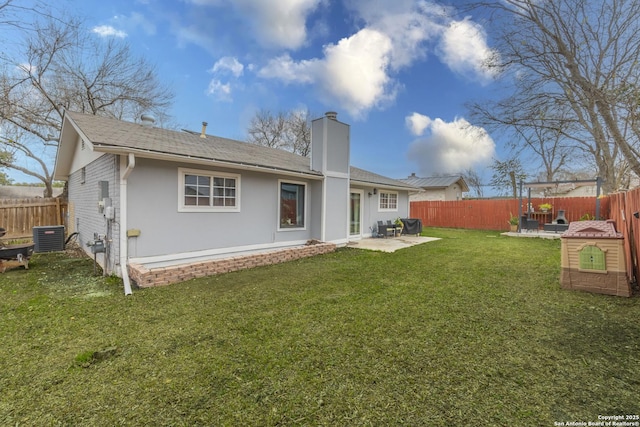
[379,191,398,211]
[279,181,305,229]
[179,168,240,212]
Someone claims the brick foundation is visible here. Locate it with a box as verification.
[560,268,631,297]
[128,242,336,288]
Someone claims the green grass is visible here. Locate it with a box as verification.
[1,228,639,426]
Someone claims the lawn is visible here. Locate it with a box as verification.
[1,228,639,426]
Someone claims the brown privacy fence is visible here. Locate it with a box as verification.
[0,198,68,239]
[410,197,610,231]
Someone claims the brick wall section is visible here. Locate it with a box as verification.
[128,242,336,287]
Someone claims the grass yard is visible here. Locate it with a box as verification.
[1,228,639,426]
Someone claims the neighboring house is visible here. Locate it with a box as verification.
[530,183,599,198]
[53,111,418,292]
[399,173,469,201]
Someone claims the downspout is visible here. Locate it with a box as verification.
[120,153,135,295]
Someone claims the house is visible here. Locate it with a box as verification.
[399,173,469,201]
[53,111,418,292]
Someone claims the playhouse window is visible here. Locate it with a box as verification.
[279,181,306,229]
[379,191,398,211]
[579,245,606,271]
[179,168,240,212]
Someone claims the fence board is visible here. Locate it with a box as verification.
[0,198,68,239]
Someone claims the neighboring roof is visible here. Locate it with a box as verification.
[54,111,418,191]
[350,167,418,191]
[399,174,470,192]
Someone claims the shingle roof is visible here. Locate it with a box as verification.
[399,175,469,191]
[64,110,319,177]
[59,111,418,190]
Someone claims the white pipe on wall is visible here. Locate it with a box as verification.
[120,153,135,295]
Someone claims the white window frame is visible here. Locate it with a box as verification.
[178,167,241,212]
[278,179,307,231]
[378,191,398,212]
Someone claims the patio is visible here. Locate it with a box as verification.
[347,235,441,252]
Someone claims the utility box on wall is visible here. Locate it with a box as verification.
[33,226,66,253]
[560,220,630,297]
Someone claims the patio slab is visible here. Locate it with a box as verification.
[347,235,441,253]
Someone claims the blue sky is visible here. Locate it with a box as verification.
[13,0,507,186]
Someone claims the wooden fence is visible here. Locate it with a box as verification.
[410,196,610,231]
[0,198,68,239]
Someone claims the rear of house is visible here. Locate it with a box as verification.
[54,111,418,291]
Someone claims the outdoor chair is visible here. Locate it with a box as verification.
[377,221,394,238]
[520,215,539,232]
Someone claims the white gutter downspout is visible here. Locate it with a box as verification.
[120,153,135,295]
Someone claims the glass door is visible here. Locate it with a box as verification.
[350,191,362,236]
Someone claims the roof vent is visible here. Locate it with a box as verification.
[200,122,208,139]
[325,111,337,120]
[140,114,156,127]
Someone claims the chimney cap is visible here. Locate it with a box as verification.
[200,121,208,138]
[325,111,338,120]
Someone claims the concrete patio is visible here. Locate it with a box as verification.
[347,235,441,253]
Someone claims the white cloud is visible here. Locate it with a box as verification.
[256,2,497,117]
[235,0,322,49]
[91,25,127,38]
[318,29,395,117]
[184,0,321,49]
[206,57,245,100]
[258,54,318,83]
[206,79,232,100]
[437,18,499,83]
[406,115,495,174]
[259,28,395,118]
[405,112,432,136]
[345,0,448,70]
[210,57,244,77]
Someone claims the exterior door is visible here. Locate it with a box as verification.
[350,190,363,236]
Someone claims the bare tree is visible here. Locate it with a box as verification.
[462,168,484,198]
[489,157,528,198]
[286,109,312,157]
[0,15,173,196]
[247,109,289,150]
[470,0,640,193]
[247,108,312,156]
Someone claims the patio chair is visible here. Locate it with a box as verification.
[377,221,393,238]
[520,215,539,232]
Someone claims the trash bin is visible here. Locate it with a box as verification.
[560,220,631,297]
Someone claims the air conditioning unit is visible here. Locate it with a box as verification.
[33,226,66,252]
